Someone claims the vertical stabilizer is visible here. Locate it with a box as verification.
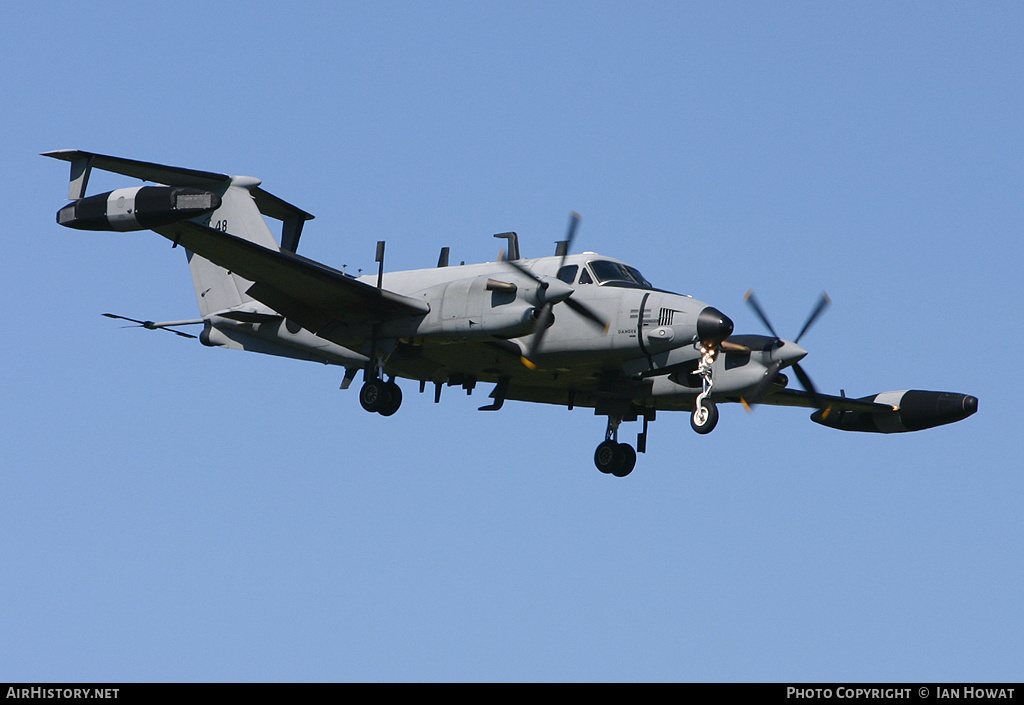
[183,176,281,316]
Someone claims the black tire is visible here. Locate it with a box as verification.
[377,381,403,416]
[690,401,719,434]
[359,379,390,413]
[612,443,636,477]
[594,440,621,474]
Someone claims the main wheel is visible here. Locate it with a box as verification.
[377,381,403,416]
[612,443,636,477]
[359,379,390,413]
[594,440,636,477]
[690,401,719,434]
[594,440,621,474]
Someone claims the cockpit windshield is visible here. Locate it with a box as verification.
[587,260,653,289]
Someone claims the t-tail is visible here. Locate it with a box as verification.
[43,149,314,317]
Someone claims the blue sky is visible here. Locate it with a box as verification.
[2,1,1021,682]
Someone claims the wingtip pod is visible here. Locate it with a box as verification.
[56,186,221,231]
[811,390,978,433]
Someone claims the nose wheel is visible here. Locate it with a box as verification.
[690,401,718,434]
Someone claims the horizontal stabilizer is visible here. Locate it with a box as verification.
[43,149,314,251]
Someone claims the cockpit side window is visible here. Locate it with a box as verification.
[587,260,653,288]
[578,268,594,284]
[556,265,578,285]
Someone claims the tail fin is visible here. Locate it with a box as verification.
[43,150,314,317]
[185,175,284,316]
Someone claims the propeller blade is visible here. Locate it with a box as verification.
[743,290,780,340]
[739,291,832,408]
[501,253,546,286]
[746,359,782,407]
[791,362,825,409]
[513,212,598,368]
[564,297,608,332]
[565,211,580,247]
[795,292,831,343]
[522,303,555,368]
[557,211,581,268]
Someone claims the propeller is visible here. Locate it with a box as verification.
[500,212,608,368]
[102,313,200,339]
[741,290,830,408]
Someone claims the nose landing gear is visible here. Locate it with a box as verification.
[690,345,719,434]
[690,400,718,434]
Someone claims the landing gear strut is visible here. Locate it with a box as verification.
[691,345,719,434]
[593,415,636,477]
[358,334,403,416]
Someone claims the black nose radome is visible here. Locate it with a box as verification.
[697,306,734,346]
[963,395,979,417]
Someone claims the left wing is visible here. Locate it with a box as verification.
[153,220,429,335]
[760,388,895,413]
[763,387,978,433]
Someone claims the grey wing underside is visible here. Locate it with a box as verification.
[759,388,895,413]
[153,220,429,336]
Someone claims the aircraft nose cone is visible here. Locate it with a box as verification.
[697,306,734,346]
[963,395,979,416]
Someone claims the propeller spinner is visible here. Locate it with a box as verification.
[742,290,831,408]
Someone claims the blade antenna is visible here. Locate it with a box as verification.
[375,241,386,289]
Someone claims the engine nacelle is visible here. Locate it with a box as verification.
[56,186,221,231]
[411,274,538,341]
[811,390,978,433]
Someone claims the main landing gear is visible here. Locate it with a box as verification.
[594,439,636,477]
[593,414,639,477]
[359,377,403,416]
[358,336,402,416]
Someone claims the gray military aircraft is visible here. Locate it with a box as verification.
[45,149,978,477]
